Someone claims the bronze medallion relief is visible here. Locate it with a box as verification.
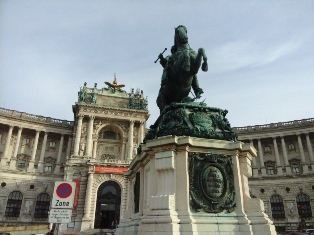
[189,153,235,213]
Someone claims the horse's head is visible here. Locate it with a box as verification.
[174,25,188,47]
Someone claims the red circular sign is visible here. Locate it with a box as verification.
[56,183,72,198]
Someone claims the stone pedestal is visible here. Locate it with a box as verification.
[116,136,276,235]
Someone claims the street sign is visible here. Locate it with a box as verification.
[48,208,72,223]
[52,181,76,209]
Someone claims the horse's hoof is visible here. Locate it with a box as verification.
[202,62,208,72]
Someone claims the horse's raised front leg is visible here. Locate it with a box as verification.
[199,48,208,72]
[192,48,208,74]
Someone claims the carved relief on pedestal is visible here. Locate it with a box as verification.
[189,153,235,213]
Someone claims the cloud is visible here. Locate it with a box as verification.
[209,38,301,73]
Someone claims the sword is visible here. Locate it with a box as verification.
[154,48,167,63]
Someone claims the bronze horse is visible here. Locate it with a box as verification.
[156,25,208,112]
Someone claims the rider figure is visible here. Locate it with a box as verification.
[158,45,204,99]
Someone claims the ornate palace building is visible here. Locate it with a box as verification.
[234,119,314,232]
[0,79,313,233]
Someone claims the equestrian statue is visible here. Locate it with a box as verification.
[156,25,208,112]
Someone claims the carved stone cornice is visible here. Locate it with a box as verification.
[77,105,149,120]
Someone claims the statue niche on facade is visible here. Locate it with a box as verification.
[156,25,208,112]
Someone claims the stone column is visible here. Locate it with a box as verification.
[138,121,145,145]
[38,132,48,172]
[257,139,266,175]
[128,120,134,159]
[92,140,98,159]
[139,166,144,215]
[272,137,283,175]
[250,140,258,177]
[66,137,72,159]
[121,140,126,160]
[9,127,23,170]
[280,136,291,175]
[305,133,314,162]
[1,125,14,166]
[54,134,64,174]
[85,116,95,157]
[81,172,94,230]
[73,115,84,156]
[28,130,40,171]
[297,134,309,174]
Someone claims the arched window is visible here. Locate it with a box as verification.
[103,130,118,140]
[5,191,23,218]
[270,195,285,219]
[34,193,51,219]
[296,193,312,218]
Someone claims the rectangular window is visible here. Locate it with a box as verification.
[45,165,52,172]
[266,166,275,175]
[291,164,300,174]
[17,161,26,168]
[49,141,56,148]
[23,138,30,145]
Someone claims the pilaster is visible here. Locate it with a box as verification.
[1,125,14,167]
[38,131,48,172]
[257,139,266,176]
[27,130,40,172]
[280,136,292,175]
[85,115,95,157]
[73,115,84,156]
[127,120,134,159]
[305,133,314,171]
[9,127,23,170]
[54,134,64,174]
[272,137,283,175]
[81,171,94,231]
[297,134,309,174]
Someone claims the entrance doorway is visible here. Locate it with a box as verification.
[94,181,121,229]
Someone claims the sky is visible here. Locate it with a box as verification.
[1,0,314,128]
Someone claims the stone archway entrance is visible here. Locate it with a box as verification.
[94,181,121,229]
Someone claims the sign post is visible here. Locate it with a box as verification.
[49,181,76,231]
[51,182,76,209]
